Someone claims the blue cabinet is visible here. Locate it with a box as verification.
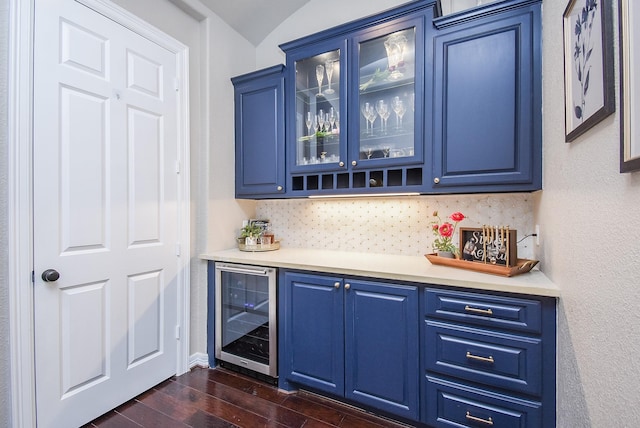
[231,65,286,198]
[430,0,542,192]
[280,1,438,196]
[422,288,556,427]
[280,271,420,420]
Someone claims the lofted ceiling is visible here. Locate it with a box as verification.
[198,1,477,46]
[199,0,311,46]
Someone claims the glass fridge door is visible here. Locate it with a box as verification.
[219,270,271,365]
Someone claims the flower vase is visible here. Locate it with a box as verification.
[436,250,454,259]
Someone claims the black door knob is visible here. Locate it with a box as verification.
[41,269,60,282]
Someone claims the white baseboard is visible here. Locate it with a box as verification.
[189,352,210,369]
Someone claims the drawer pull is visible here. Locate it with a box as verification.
[464,305,493,316]
[466,411,494,426]
[466,351,495,364]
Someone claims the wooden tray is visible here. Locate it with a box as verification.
[425,254,539,277]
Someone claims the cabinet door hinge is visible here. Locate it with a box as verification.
[176,243,181,256]
[174,77,180,92]
[175,325,180,340]
[175,160,180,174]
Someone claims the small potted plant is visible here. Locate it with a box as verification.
[431,211,466,258]
[240,223,263,246]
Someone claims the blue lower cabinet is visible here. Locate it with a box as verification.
[280,271,420,421]
[425,376,542,427]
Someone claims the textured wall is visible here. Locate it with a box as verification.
[0,0,11,425]
[539,0,640,426]
[256,194,536,259]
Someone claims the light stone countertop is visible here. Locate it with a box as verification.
[200,247,560,298]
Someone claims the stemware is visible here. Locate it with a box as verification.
[325,60,335,95]
[382,146,391,158]
[391,96,406,129]
[361,103,371,135]
[375,100,389,133]
[328,107,337,133]
[315,64,325,96]
[305,111,313,136]
[366,103,378,135]
[317,109,325,132]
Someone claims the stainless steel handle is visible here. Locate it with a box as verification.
[334,282,340,289]
[433,177,440,184]
[344,283,351,290]
[217,265,268,276]
[351,160,357,166]
[466,412,493,426]
[466,352,495,364]
[339,161,345,167]
[277,185,283,191]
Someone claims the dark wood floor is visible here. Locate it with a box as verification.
[84,367,413,428]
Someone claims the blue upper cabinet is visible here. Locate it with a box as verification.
[280,0,438,196]
[232,0,542,198]
[430,0,542,192]
[232,65,286,198]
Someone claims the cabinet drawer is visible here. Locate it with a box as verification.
[425,288,542,333]
[424,376,542,428]
[425,320,541,395]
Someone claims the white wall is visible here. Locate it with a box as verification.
[0,0,11,425]
[540,1,640,425]
[256,0,640,426]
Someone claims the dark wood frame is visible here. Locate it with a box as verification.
[563,0,615,142]
[619,0,640,172]
[459,227,517,267]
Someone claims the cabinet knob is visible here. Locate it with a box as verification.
[433,177,440,184]
[334,282,340,289]
[277,185,283,191]
[344,283,351,290]
[339,161,345,167]
[351,160,357,166]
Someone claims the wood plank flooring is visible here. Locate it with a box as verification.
[84,367,413,428]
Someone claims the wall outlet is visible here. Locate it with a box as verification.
[535,224,540,245]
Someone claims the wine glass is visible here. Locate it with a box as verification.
[315,64,325,96]
[305,111,313,136]
[317,109,325,132]
[391,96,406,129]
[328,107,336,132]
[361,103,371,135]
[366,103,378,135]
[325,60,335,95]
[382,146,391,158]
[375,100,388,134]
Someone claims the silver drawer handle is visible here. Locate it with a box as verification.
[466,412,493,426]
[466,351,495,364]
[464,305,493,316]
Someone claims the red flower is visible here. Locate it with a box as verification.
[450,212,465,222]
[432,224,439,232]
[439,223,453,238]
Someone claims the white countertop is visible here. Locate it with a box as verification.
[200,247,560,298]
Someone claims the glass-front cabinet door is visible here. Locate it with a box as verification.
[351,16,424,168]
[289,40,347,173]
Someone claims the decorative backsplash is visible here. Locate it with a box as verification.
[255,193,536,259]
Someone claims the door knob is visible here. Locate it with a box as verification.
[41,269,60,282]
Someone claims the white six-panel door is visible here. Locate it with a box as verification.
[33,1,182,426]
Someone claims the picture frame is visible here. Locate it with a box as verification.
[619,0,640,172]
[459,227,517,267]
[563,0,615,142]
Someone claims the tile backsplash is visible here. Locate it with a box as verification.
[255,193,535,259]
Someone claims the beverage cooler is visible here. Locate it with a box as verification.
[214,263,277,378]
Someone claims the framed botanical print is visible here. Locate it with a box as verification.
[619,0,640,172]
[563,0,615,142]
